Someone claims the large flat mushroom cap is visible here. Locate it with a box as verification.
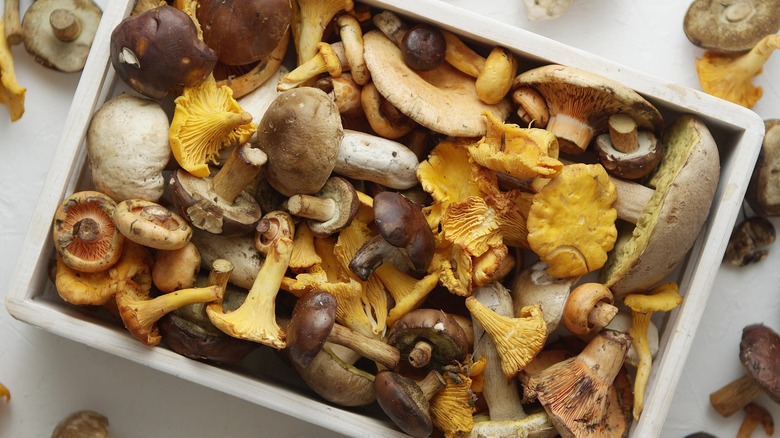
[363,30,512,138]
[601,115,720,297]
[512,64,664,154]
[683,0,780,53]
[739,324,780,403]
[22,0,102,72]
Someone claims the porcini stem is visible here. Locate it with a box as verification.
[50,9,81,42]
[211,143,267,203]
[329,323,400,370]
[286,194,336,222]
[710,373,766,417]
[417,370,446,400]
[3,0,22,46]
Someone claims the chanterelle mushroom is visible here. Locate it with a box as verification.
[512,64,663,155]
[22,0,102,72]
[0,19,25,122]
[683,0,780,53]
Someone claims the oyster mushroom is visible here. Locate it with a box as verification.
[683,0,780,53]
[110,5,217,100]
[512,64,663,155]
[52,191,124,274]
[22,0,102,72]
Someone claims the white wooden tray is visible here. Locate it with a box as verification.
[5,0,766,436]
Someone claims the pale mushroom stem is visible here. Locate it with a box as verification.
[211,142,266,203]
[50,9,81,42]
[709,373,766,417]
[408,341,433,368]
[286,195,336,222]
[610,177,654,223]
[418,370,446,400]
[735,35,780,75]
[589,301,619,331]
[329,323,400,369]
[207,259,234,302]
[608,114,639,153]
[3,0,22,46]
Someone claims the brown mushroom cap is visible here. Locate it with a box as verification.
[197,0,292,66]
[363,30,512,137]
[292,344,377,407]
[114,199,192,250]
[374,370,444,437]
[22,0,102,72]
[746,122,780,216]
[387,308,469,369]
[255,87,343,197]
[512,64,664,155]
[683,0,780,53]
[286,176,359,237]
[373,191,435,274]
[110,5,217,100]
[52,191,125,274]
[286,289,338,368]
[740,324,780,403]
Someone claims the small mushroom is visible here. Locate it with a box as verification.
[512,64,663,155]
[113,199,192,251]
[277,42,342,91]
[51,410,109,438]
[349,191,435,281]
[594,113,663,180]
[151,242,201,293]
[286,289,400,370]
[335,14,369,85]
[170,144,266,237]
[3,0,22,46]
[683,0,780,53]
[746,122,780,216]
[387,309,469,370]
[196,0,292,66]
[737,402,775,438]
[293,344,376,407]
[710,323,780,417]
[52,191,124,274]
[399,23,446,71]
[374,369,446,437]
[723,215,776,266]
[561,282,618,338]
[284,176,359,237]
[110,5,217,99]
[22,0,102,72]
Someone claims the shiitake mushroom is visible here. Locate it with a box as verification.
[197,0,292,66]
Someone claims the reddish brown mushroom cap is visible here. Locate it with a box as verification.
[373,191,435,273]
[286,289,338,368]
[740,324,780,403]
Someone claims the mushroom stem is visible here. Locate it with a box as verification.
[211,143,267,203]
[589,301,619,330]
[408,340,433,368]
[49,8,81,42]
[736,403,774,438]
[3,0,22,46]
[709,373,766,417]
[349,234,406,281]
[285,194,336,222]
[610,177,654,223]
[418,370,447,400]
[329,323,400,370]
[207,258,233,294]
[217,29,290,99]
[372,10,409,46]
[608,114,639,153]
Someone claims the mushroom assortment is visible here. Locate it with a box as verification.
[43,1,733,436]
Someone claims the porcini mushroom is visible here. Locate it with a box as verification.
[387,309,469,370]
[22,0,102,72]
[52,191,124,274]
[512,64,663,155]
[286,289,400,369]
[114,199,192,251]
[710,323,780,417]
[362,29,512,137]
[624,282,683,420]
[169,143,265,236]
[695,34,780,108]
[110,5,217,99]
[285,176,359,237]
[349,191,435,281]
[684,0,780,53]
[374,369,446,437]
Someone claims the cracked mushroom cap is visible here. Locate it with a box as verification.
[22,0,102,72]
[512,64,664,155]
[363,30,512,137]
[683,0,780,53]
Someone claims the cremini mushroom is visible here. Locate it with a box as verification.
[285,176,359,237]
[86,93,171,203]
[696,34,780,108]
[206,211,294,349]
[624,282,683,420]
[196,0,292,66]
[387,308,469,370]
[170,143,265,237]
[746,121,780,216]
[374,369,446,437]
[114,199,192,251]
[22,0,102,72]
[52,191,124,274]
[51,410,109,438]
[525,329,632,437]
[710,323,780,417]
[349,191,435,281]
[683,0,780,53]
[362,27,512,137]
[512,64,663,155]
[290,0,354,66]
[0,18,25,122]
[110,5,217,99]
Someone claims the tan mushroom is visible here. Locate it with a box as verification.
[3,0,22,46]
[114,199,192,251]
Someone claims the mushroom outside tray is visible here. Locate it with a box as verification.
[3,0,767,437]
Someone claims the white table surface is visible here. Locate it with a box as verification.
[1,0,779,436]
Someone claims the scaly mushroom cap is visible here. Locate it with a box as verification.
[22,0,102,72]
[601,115,720,296]
[52,191,124,274]
[512,64,664,155]
[197,0,292,66]
[683,0,780,53]
[363,30,512,137]
[739,324,780,403]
